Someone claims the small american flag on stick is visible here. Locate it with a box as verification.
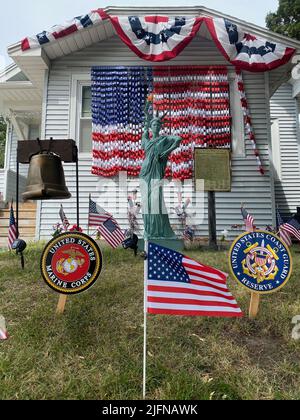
[241,205,254,232]
[281,217,300,242]
[59,205,70,231]
[276,208,292,247]
[8,202,18,250]
[89,198,125,249]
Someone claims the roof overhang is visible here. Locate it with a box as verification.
[5,6,300,97]
[0,80,42,117]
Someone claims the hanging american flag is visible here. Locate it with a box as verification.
[281,217,300,242]
[89,198,125,249]
[241,206,254,232]
[8,203,18,250]
[276,208,292,248]
[59,205,70,231]
[146,243,243,317]
[92,66,231,180]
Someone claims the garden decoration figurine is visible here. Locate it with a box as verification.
[139,97,182,246]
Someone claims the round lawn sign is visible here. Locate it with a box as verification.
[229,231,292,295]
[41,232,103,295]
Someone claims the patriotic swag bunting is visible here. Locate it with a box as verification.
[109,15,203,62]
[20,9,295,72]
[92,66,231,180]
[205,17,295,72]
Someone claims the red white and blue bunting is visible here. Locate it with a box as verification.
[20,9,295,72]
[108,15,202,62]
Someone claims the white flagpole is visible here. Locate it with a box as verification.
[143,239,149,399]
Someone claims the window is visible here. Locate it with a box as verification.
[271,119,282,181]
[70,75,92,155]
[79,85,92,153]
[229,73,245,157]
[28,124,40,140]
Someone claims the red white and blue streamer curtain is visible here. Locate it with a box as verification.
[152,66,231,179]
[92,66,231,180]
[92,67,152,177]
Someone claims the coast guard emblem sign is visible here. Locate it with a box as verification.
[41,233,103,295]
[229,231,292,295]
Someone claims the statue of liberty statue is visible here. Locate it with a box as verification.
[139,99,182,241]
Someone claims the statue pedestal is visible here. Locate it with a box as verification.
[139,238,184,253]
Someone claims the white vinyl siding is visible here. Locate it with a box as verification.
[270,83,300,216]
[0,170,4,197]
[39,34,273,240]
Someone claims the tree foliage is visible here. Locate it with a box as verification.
[266,0,300,40]
[0,116,7,168]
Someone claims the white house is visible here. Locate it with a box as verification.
[1,5,300,245]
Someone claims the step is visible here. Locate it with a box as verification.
[0,226,36,237]
[0,211,37,220]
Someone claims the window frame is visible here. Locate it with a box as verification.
[228,71,246,158]
[70,74,92,157]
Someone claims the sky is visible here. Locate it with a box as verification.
[0,0,279,69]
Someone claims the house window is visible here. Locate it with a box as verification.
[229,74,245,157]
[28,124,40,140]
[271,119,282,181]
[70,75,92,155]
[79,85,92,153]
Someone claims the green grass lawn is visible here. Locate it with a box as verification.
[0,243,300,400]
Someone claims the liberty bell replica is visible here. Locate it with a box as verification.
[23,140,71,201]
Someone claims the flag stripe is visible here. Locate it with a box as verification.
[148,308,243,318]
[148,292,238,305]
[148,284,236,300]
[148,302,242,313]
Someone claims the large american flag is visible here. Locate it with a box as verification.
[281,217,300,242]
[276,209,292,247]
[8,204,18,249]
[89,198,125,249]
[147,243,243,318]
[241,206,254,232]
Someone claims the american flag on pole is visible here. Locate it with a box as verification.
[59,205,70,230]
[276,208,292,247]
[8,203,18,250]
[241,206,254,232]
[89,198,125,249]
[281,217,300,242]
[146,243,243,318]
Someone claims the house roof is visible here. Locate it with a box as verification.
[3,6,300,99]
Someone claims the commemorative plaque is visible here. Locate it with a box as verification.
[41,232,103,295]
[194,149,231,192]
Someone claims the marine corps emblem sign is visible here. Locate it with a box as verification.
[229,231,293,317]
[41,232,103,295]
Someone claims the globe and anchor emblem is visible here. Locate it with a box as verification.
[242,240,279,284]
[56,248,86,276]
